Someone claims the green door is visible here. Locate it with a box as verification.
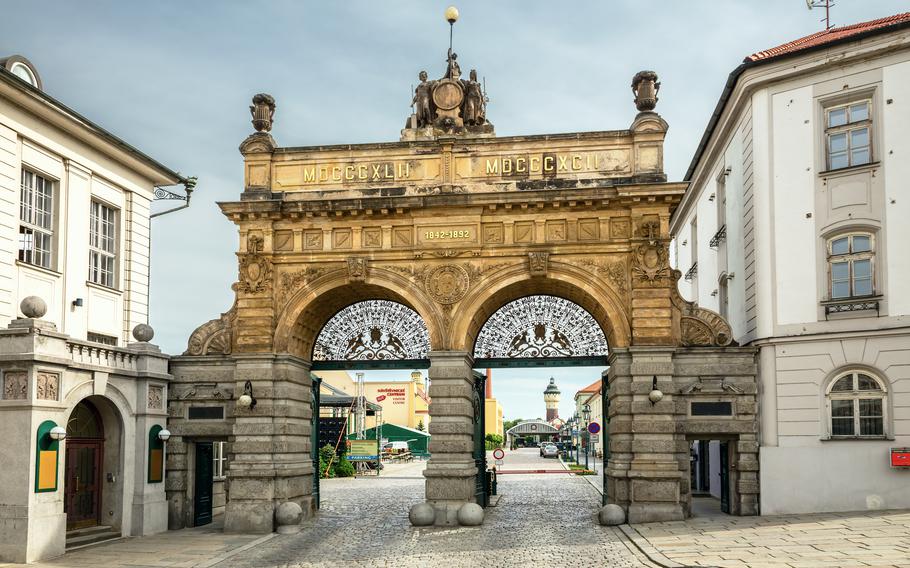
[473,371,488,507]
[194,442,214,526]
[719,441,730,514]
[311,376,321,508]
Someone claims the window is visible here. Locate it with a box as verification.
[9,62,37,87]
[825,100,872,170]
[18,170,55,269]
[89,201,118,287]
[213,442,227,479]
[827,371,887,438]
[827,233,874,299]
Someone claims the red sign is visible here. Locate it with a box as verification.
[587,422,601,435]
[891,448,910,468]
[492,448,505,460]
[376,395,387,402]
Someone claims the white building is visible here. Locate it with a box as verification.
[671,13,910,515]
[0,55,191,562]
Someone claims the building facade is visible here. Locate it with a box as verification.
[316,370,430,431]
[483,369,503,440]
[671,14,910,515]
[0,56,189,562]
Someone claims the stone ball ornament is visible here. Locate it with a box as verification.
[275,501,303,534]
[133,323,155,342]
[457,502,484,526]
[20,296,47,319]
[598,504,626,526]
[409,502,436,526]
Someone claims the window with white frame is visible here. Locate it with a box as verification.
[213,442,227,479]
[88,200,118,287]
[826,371,887,438]
[827,233,874,299]
[825,100,872,170]
[18,170,55,269]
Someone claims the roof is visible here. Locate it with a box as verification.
[684,12,910,182]
[576,379,602,396]
[747,12,910,62]
[0,60,185,186]
[320,394,382,411]
[364,423,430,437]
[506,420,559,435]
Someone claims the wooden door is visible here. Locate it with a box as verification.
[194,442,214,526]
[65,441,102,530]
[719,441,730,514]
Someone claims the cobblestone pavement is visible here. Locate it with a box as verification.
[217,448,653,568]
[634,508,910,568]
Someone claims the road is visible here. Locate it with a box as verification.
[216,448,652,568]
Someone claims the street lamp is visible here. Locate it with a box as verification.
[49,425,67,441]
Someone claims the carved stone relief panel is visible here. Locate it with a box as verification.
[425,264,470,304]
[577,218,599,241]
[392,227,413,247]
[546,220,567,242]
[483,223,504,244]
[304,230,323,249]
[36,371,59,401]
[632,243,670,286]
[362,227,382,248]
[148,385,164,409]
[3,371,27,400]
[333,228,352,249]
[529,252,549,277]
[514,221,534,243]
[274,230,294,251]
[610,218,631,239]
[347,258,367,282]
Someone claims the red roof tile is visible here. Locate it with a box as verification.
[747,12,910,62]
[576,379,602,395]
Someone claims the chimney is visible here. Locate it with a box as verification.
[485,368,493,399]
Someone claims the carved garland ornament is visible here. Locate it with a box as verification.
[631,243,670,285]
[670,270,734,347]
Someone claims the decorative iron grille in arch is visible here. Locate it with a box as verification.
[313,300,430,361]
[474,295,609,359]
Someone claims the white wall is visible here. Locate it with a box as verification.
[882,60,910,317]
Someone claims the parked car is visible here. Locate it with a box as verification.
[542,444,559,458]
[539,442,556,457]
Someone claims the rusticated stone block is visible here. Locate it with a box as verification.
[631,479,679,502]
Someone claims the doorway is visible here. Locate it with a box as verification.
[194,442,214,526]
[689,439,731,516]
[64,401,104,530]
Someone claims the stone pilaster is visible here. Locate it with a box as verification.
[422,351,477,526]
[224,355,313,533]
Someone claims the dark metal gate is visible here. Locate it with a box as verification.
[601,377,610,505]
[472,370,488,507]
[311,375,321,509]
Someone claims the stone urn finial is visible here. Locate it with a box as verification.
[20,296,47,319]
[631,70,660,112]
[250,93,276,133]
[133,323,155,343]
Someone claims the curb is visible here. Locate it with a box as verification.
[618,525,687,568]
[196,533,278,568]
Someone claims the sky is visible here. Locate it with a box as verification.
[2,1,903,419]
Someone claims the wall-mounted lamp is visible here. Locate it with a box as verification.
[157,429,171,442]
[648,376,664,405]
[49,425,67,441]
[72,298,83,308]
[237,380,257,410]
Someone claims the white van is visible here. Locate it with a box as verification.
[382,441,409,453]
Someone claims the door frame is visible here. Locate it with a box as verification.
[65,439,104,530]
[193,442,214,527]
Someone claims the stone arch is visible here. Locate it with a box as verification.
[452,262,631,353]
[274,269,444,359]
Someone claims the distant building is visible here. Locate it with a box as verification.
[672,12,910,515]
[316,370,430,431]
[543,377,561,423]
[0,55,190,562]
[483,369,503,439]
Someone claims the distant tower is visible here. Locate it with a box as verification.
[543,377,561,422]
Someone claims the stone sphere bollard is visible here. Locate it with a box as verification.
[132,323,155,342]
[275,502,303,534]
[20,296,47,319]
[409,502,436,526]
[457,503,484,526]
[598,504,626,526]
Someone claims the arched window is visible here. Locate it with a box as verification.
[827,233,874,300]
[826,371,887,438]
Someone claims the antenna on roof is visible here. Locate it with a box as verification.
[806,0,834,31]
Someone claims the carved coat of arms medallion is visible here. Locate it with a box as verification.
[425,264,470,304]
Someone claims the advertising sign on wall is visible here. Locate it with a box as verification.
[348,439,379,461]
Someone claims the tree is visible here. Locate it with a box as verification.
[318,444,337,478]
[485,433,503,450]
[416,419,425,432]
[502,418,524,439]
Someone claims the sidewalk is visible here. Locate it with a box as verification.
[0,519,271,568]
[631,508,910,568]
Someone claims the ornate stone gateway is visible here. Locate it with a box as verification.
[167,28,758,531]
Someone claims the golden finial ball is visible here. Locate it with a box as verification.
[445,6,459,24]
